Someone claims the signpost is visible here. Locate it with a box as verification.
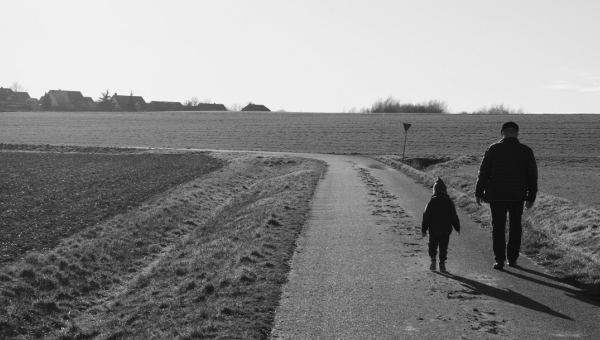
[402,123,411,161]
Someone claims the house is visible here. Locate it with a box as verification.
[241,103,270,112]
[147,101,184,111]
[81,96,96,110]
[0,87,35,111]
[196,103,227,111]
[41,90,94,111]
[111,93,147,111]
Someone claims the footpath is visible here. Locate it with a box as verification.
[269,154,600,340]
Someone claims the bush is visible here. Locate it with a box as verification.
[369,96,448,113]
[473,104,525,115]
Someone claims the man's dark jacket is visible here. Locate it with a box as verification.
[475,137,538,202]
[422,192,461,235]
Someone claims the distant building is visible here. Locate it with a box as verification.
[1,87,37,111]
[196,103,227,111]
[111,93,147,111]
[241,103,270,112]
[147,101,184,111]
[41,90,94,111]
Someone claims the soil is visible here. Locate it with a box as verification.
[0,149,223,264]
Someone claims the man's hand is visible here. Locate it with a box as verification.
[525,201,534,210]
[421,232,427,238]
[476,197,483,206]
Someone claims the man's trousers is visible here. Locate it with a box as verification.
[490,201,525,264]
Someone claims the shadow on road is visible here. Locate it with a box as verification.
[435,271,574,320]
[503,266,600,307]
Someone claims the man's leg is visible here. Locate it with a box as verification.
[490,201,509,264]
[507,201,525,264]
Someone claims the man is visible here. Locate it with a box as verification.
[475,121,538,270]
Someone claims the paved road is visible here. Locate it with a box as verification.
[269,154,600,340]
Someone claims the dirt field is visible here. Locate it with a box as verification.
[1,112,598,208]
[0,149,223,264]
[0,147,325,339]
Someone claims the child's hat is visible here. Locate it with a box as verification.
[433,177,447,193]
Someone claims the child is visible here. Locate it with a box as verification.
[422,177,461,271]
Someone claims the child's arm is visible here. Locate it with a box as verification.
[422,203,431,237]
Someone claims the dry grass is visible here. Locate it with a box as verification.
[0,149,326,339]
[375,154,600,297]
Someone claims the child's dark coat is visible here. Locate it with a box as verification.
[422,192,461,235]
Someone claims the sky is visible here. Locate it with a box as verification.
[2,0,600,113]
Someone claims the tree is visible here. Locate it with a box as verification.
[11,82,26,92]
[126,93,138,112]
[184,96,200,107]
[97,90,114,112]
[228,103,243,111]
[42,93,52,111]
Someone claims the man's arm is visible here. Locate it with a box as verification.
[450,201,461,234]
[475,148,492,205]
[526,148,538,204]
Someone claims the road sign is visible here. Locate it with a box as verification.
[402,123,411,160]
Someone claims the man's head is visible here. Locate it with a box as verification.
[501,121,519,137]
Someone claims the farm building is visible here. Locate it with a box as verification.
[40,90,93,111]
[196,103,227,111]
[0,87,38,111]
[147,101,185,111]
[241,103,270,112]
[111,93,147,111]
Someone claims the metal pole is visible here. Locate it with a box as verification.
[402,130,408,161]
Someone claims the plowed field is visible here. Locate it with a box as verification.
[0,150,223,264]
[1,112,599,206]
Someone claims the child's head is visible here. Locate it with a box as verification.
[433,177,447,193]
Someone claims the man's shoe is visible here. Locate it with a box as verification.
[439,262,446,272]
[430,258,437,271]
[493,262,504,270]
[508,261,517,267]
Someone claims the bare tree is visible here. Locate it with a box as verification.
[11,82,27,92]
[184,96,200,106]
[228,103,243,111]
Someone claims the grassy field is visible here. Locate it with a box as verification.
[0,146,326,339]
[376,155,600,298]
[1,112,599,336]
[1,112,598,208]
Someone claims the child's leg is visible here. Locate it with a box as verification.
[428,235,439,259]
[438,235,450,263]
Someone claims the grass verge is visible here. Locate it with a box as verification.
[375,154,600,298]
[0,149,326,339]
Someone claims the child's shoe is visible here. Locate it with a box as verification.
[439,262,446,272]
[429,257,436,270]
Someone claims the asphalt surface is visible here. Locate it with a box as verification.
[269,154,600,340]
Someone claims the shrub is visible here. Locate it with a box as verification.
[473,104,525,115]
[370,96,449,113]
